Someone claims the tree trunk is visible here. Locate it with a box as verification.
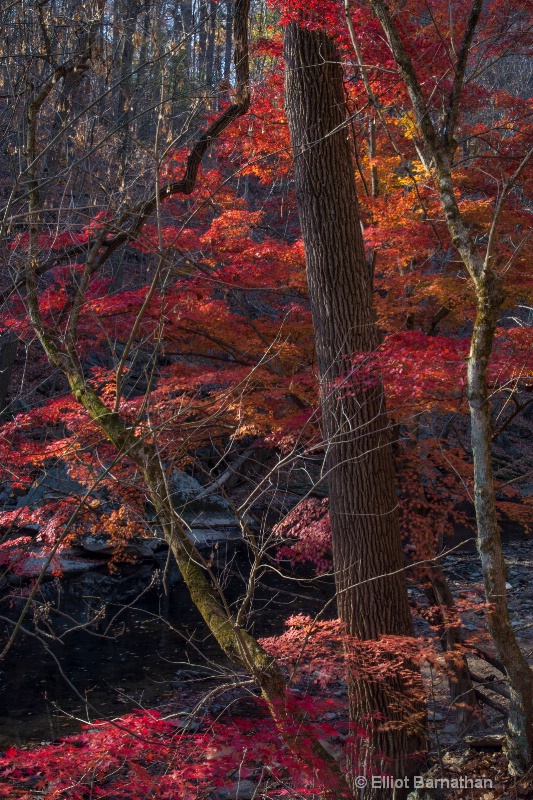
[368,118,378,198]
[116,0,139,173]
[177,0,194,78]
[467,271,533,773]
[198,0,209,78]
[205,0,217,87]
[284,20,426,798]
[224,0,234,80]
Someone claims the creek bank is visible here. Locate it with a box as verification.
[1,469,244,586]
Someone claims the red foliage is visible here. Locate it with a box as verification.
[0,705,347,799]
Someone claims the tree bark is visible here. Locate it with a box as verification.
[284,20,426,798]
[116,0,139,172]
[368,118,379,198]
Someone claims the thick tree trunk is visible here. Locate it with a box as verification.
[284,21,426,798]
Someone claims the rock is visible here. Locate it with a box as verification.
[173,667,212,685]
[13,549,101,578]
[185,513,242,549]
[77,534,161,559]
[440,723,458,738]
[171,719,203,733]
[169,471,204,500]
[494,433,522,459]
[36,562,171,613]
[170,470,230,512]
[168,470,244,550]
[15,464,85,509]
[465,733,505,750]
[216,780,258,800]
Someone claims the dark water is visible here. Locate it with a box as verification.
[0,552,330,747]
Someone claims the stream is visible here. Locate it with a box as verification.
[0,548,331,748]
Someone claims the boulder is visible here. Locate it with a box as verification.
[10,548,101,579]
[15,464,85,509]
[76,534,161,559]
[216,780,259,800]
[169,470,230,512]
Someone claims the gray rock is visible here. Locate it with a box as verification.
[17,549,101,578]
[167,471,244,549]
[216,780,258,800]
[172,719,203,733]
[170,470,230,512]
[78,534,160,559]
[494,433,522,459]
[465,733,504,750]
[15,464,85,509]
[185,513,241,549]
[169,471,204,501]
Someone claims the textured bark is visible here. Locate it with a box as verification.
[205,0,217,86]
[199,2,207,70]
[284,21,426,797]
[177,0,194,77]
[368,118,379,198]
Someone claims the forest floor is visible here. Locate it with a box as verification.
[146,537,533,800]
[412,538,533,798]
